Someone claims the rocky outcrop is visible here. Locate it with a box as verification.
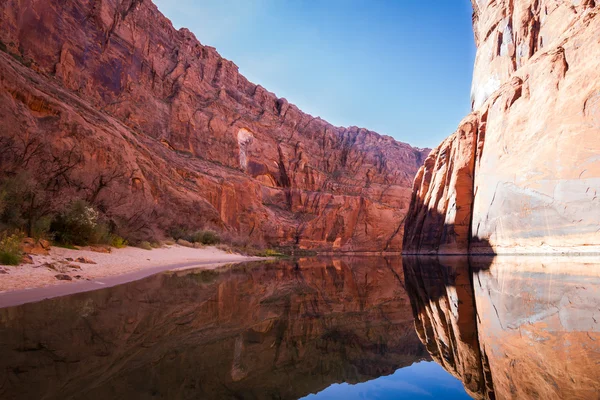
[0,0,428,252]
[403,115,481,254]
[404,255,600,400]
[0,257,428,399]
[404,0,600,254]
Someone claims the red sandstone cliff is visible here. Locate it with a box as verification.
[0,0,428,251]
[404,0,600,254]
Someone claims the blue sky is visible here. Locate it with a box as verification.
[153,0,476,149]
[301,361,471,399]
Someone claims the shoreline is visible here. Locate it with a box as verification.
[0,245,266,308]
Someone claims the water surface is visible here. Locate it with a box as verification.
[1,256,599,399]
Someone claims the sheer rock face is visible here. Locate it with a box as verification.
[403,115,481,254]
[0,0,428,251]
[404,0,600,254]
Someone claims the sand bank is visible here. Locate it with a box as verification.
[0,245,264,307]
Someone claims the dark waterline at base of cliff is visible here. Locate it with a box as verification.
[1,255,599,399]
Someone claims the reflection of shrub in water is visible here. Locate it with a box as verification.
[169,269,223,287]
[192,269,221,284]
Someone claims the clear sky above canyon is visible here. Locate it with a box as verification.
[153,0,476,149]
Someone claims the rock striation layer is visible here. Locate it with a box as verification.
[404,0,600,254]
[0,0,428,251]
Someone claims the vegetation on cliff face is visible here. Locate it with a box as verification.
[0,133,137,247]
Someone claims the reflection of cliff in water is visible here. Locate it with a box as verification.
[404,256,600,400]
[0,257,428,400]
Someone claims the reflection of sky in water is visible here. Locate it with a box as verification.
[301,361,471,400]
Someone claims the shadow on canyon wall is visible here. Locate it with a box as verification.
[402,190,496,255]
[0,257,429,400]
[403,255,600,400]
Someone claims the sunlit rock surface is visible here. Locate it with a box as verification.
[404,0,600,254]
[0,258,428,399]
[404,256,600,400]
[0,0,429,251]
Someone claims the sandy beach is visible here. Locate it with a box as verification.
[0,245,264,300]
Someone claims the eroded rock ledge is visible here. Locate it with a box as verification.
[404,0,600,254]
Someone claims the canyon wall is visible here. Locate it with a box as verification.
[0,0,428,251]
[404,0,600,254]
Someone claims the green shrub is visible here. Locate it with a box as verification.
[137,241,152,250]
[0,251,21,265]
[167,227,188,241]
[110,235,128,248]
[0,232,23,266]
[32,215,53,240]
[188,230,220,245]
[51,200,109,246]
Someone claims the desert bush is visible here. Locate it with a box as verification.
[32,215,53,240]
[167,227,188,241]
[110,235,128,248]
[50,200,109,246]
[137,241,152,250]
[176,239,194,248]
[0,232,23,266]
[168,227,221,245]
[188,230,221,245]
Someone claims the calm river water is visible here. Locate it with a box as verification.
[1,256,598,399]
